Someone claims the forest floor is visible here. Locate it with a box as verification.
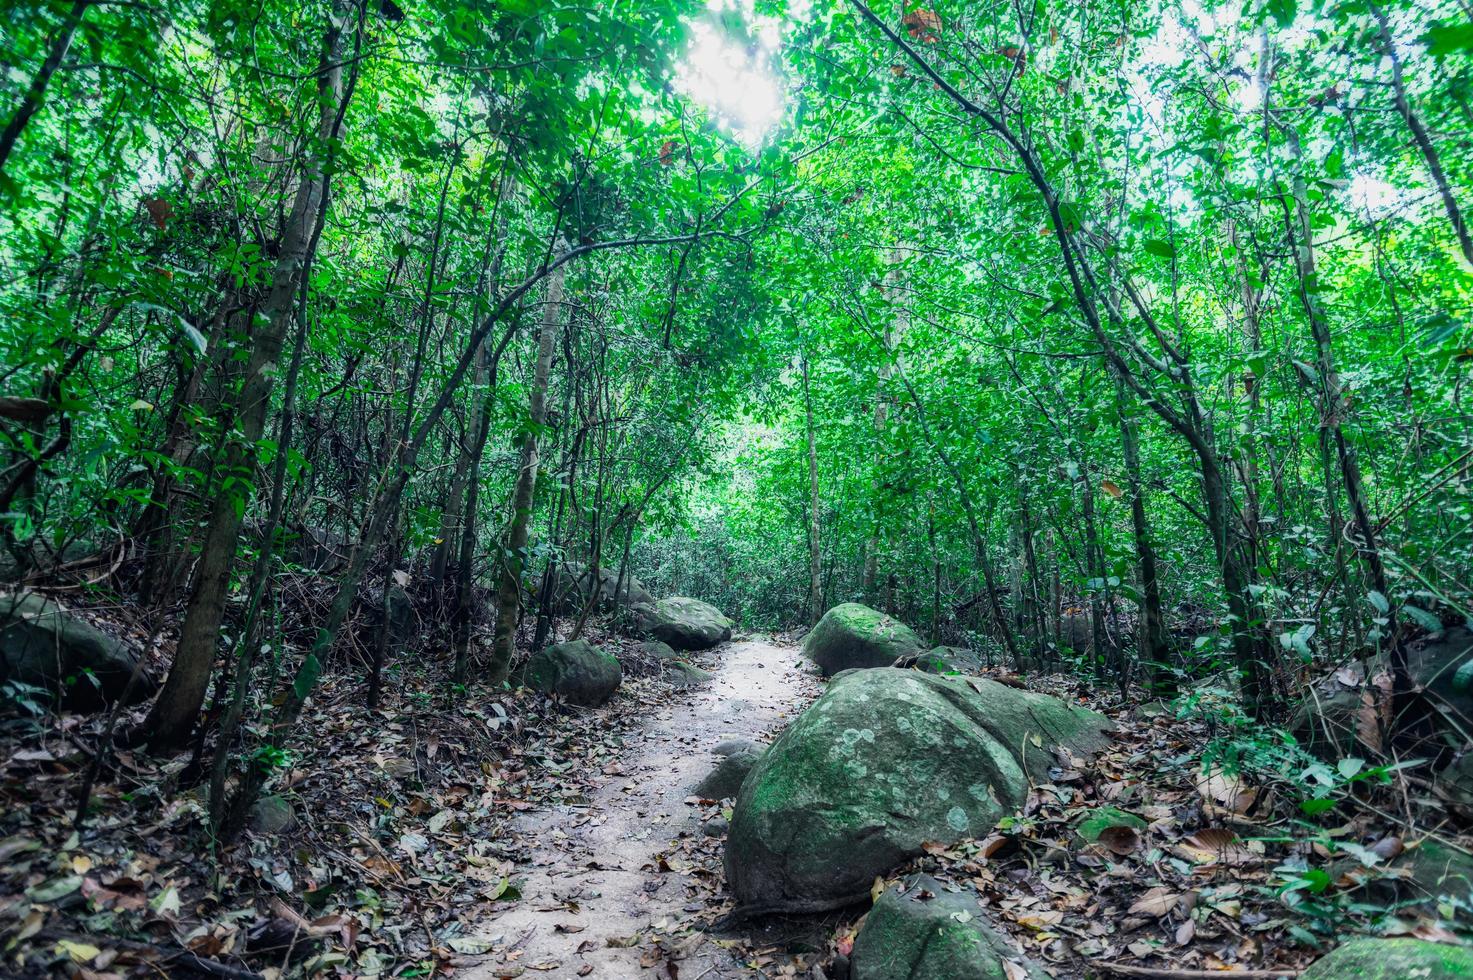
[460,637,824,979]
[2,621,1469,979]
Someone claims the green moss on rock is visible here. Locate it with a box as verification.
[520,639,621,707]
[724,668,1111,913]
[632,597,733,650]
[1300,937,1473,978]
[851,875,1049,980]
[803,603,923,676]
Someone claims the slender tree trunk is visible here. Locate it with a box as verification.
[1077,457,1109,679]
[0,0,89,179]
[927,496,940,645]
[487,259,565,682]
[205,265,312,831]
[144,0,355,750]
[1281,125,1407,693]
[1115,372,1169,692]
[850,0,1271,711]
[1017,488,1045,668]
[1373,4,1473,269]
[802,355,823,626]
[863,250,903,601]
[879,341,1020,664]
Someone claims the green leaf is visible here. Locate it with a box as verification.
[1142,239,1176,259]
[1402,604,1442,632]
[1425,22,1473,56]
[1266,0,1296,28]
[1299,797,1336,816]
[292,653,323,705]
[1453,658,1473,695]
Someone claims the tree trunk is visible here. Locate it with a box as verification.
[0,0,89,178]
[863,249,903,601]
[1280,123,1407,693]
[1373,4,1473,269]
[144,0,355,750]
[487,258,565,683]
[802,355,823,626]
[1115,371,1169,692]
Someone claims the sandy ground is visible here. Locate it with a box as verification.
[465,637,821,979]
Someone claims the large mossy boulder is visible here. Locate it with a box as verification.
[520,639,621,707]
[632,597,733,651]
[552,562,654,614]
[803,603,922,677]
[1394,840,1473,901]
[1300,937,1473,978]
[724,668,1110,913]
[0,592,153,711]
[851,875,1048,980]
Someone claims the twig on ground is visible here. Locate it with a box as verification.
[1088,961,1300,979]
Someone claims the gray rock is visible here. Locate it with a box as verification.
[249,795,296,835]
[894,645,985,675]
[702,816,729,838]
[713,738,764,758]
[724,668,1111,914]
[694,747,764,800]
[552,562,654,614]
[852,875,1049,980]
[1296,627,1473,761]
[1299,937,1473,978]
[1393,839,1473,902]
[802,603,922,677]
[520,639,622,707]
[632,597,733,651]
[664,661,713,689]
[639,640,680,661]
[0,592,153,711]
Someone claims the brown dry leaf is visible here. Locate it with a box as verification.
[976,834,1010,860]
[658,141,680,166]
[1370,836,1404,861]
[1127,886,1179,917]
[1356,672,1392,753]
[870,876,886,904]
[1100,479,1123,499]
[1181,828,1257,866]
[1175,918,1195,946]
[902,8,942,41]
[143,197,172,230]
[1097,825,1140,856]
[1015,910,1063,930]
[1196,767,1257,814]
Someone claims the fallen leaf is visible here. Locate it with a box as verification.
[1127,887,1179,917]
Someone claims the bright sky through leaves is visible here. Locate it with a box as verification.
[675,3,785,146]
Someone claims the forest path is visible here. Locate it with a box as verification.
[465,637,819,979]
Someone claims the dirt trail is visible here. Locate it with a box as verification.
[466,638,818,979]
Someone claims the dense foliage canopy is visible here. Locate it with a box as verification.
[3,0,1472,817]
